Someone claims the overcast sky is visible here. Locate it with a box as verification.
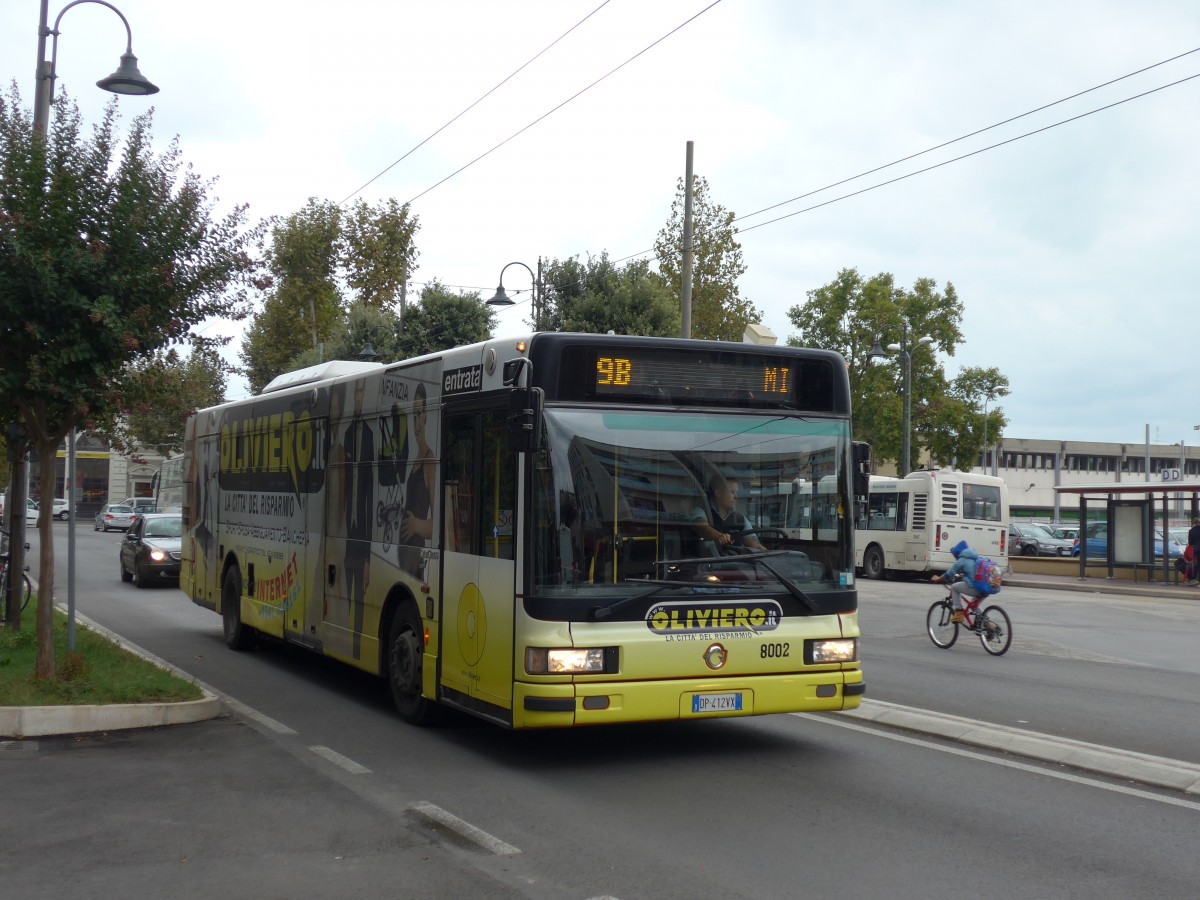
[4,0,1198,446]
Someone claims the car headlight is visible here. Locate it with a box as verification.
[525,647,615,675]
[149,549,166,561]
[807,638,858,664]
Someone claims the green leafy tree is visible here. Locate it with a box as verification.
[240,196,421,391]
[540,254,678,336]
[240,198,343,391]
[399,281,495,358]
[118,344,228,457]
[0,88,263,673]
[342,197,419,308]
[787,268,1007,472]
[654,175,760,341]
[287,301,405,369]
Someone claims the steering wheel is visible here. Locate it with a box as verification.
[717,526,790,555]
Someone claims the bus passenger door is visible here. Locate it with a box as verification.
[440,410,517,719]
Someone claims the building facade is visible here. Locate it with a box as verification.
[970,437,1200,524]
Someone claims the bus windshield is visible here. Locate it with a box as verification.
[533,408,853,600]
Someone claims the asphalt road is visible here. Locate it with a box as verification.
[5,522,1199,899]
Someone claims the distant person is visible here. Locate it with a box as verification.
[931,540,979,622]
[1188,517,1200,586]
[691,475,766,552]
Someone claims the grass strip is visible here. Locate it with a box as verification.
[0,608,202,706]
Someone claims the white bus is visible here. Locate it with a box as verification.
[854,469,1009,579]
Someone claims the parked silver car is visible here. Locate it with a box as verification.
[1009,522,1075,557]
[94,503,136,532]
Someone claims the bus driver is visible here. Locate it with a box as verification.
[691,475,767,552]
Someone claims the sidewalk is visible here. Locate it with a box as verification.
[1004,569,1200,600]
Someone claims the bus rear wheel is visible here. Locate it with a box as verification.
[222,567,255,651]
[862,545,885,580]
[388,607,435,725]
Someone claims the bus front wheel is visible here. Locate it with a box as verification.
[863,545,885,580]
[388,607,435,725]
[222,568,255,651]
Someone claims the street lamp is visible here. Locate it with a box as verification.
[34,0,159,134]
[867,323,933,477]
[22,0,158,645]
[980,388,1000,475]
[486,259,542,331]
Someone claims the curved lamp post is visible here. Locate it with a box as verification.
[868,323,933,477]
[486,260,542,331]
[34,0,159,133]
[22,0,158,646]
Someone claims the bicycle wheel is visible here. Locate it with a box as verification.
[0,571,30,613]
[977,605,1012,656]
[926,600,959,648]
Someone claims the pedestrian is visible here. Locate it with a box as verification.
[1188,517,1200,586]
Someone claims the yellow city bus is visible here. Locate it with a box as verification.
[181,333,865,728]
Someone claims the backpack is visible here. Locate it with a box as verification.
[970,557,1003,596]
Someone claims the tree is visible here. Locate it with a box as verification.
[118,343,228,457]
[0,87,263,675]
[239,196,421,391]
[240,198,343,392]
[786,268,1008,472]
[342,197,419,309]
[399,281,495,358]
[287,301,405,370]
[540,253,678,336]
[654,175,760,341]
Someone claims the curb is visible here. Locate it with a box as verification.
[0,607,221,739]
[1002,575,1192,600]
[841,699,1200,795]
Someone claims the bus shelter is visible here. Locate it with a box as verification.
[1055,481,1200,583]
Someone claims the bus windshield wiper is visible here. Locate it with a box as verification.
[750,555,819,614]
[590,581,694,621]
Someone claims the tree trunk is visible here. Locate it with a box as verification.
[36,440,56,678]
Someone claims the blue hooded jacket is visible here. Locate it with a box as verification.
[944,540,979,580]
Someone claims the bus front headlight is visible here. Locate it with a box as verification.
[807,638,858,664]
[525,647,611,675]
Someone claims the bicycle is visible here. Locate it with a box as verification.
[0,540,33,613]
[926,576,1012,656]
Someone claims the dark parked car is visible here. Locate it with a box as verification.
[119,513,183,587]
[1009,522,1075,557]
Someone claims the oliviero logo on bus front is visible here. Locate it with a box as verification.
[646,600,782,635]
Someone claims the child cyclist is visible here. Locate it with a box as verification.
[931,540,979,623]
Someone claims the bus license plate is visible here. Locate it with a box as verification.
[692,692,743,714]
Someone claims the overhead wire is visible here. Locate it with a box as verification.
[733,46,1199,227]
[736,70,1200,235]
[338,0,616,207]
[603,50,1200,264]
[403,0,725,206]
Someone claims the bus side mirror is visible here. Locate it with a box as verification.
[508,386,544,453]
[852,441,872,499]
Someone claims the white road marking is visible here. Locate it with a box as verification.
[222,696,297,734]
[410,801,522,856]
[309,744,371,775]
[800,713,1200,811]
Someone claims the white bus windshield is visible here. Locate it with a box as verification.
[532,408,853,598]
